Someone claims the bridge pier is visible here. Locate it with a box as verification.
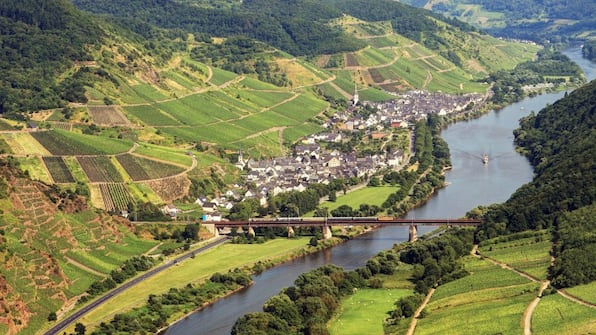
[322,225,333,240]
[203,223,219,238]
[247,226,255,238]
[287,226,295,238]
[408,224,418,242]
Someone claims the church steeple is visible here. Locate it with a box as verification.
[352,82,359,106]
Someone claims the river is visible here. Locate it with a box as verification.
[164,47,594,335]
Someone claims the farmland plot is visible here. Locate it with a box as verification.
[78,156,123,182]
[43,156,75,183]
[31,129,131,155]
[116,153,185,181]
[98,183,134,212]
[145,175,191,202]
[87,106,130,126]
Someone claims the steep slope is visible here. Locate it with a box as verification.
[402,0,596,43]
[0,0,101,114]
[0,158,158,335]
[477,79,596,284]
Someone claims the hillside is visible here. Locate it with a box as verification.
[0,157,160,335]
[476,79,596,285]
[402,0,596,44]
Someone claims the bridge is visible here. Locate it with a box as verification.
[206,217,481,242]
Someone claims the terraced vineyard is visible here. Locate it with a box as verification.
[98,183,134,212]
[42,156,75,183]
[77,156,123,182]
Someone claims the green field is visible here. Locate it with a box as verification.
[209,66,238,86]
[563,281,596,304]
[330,288,411,335]
[416,256,539,335]
[479,231,552,279]
[31,130,132,155]
[316,186,399,215]
[76,238,313,329]
[124,105,181,126]
[532,293,596,334]
[133,143,193,167]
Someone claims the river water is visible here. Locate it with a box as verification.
[164,48,594,335]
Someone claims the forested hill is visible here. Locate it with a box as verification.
[70,0,364,56]
[478,80,595,234]
[403,0,596,44]
[70,0,476,57]
[476,80,596,286]
[0,0,101,114]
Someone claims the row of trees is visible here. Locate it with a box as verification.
[90,269,251,334]
[78,256,156,304]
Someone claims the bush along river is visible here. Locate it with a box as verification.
[163,47,595,335]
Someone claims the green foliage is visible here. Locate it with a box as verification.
[399,229,474,293]
[0,0,101,113]
[478,80,596,236]
[489,49,584,105]
[72,0,364,56]
[92,270,251,334]
[550,205,596,288]
[582,40,596,62]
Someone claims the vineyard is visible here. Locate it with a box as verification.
[87,106,130,126]
[42,156,75,183]
[116,154,185,181]
[98,183,134,212]
[78,156,123,182]
[145,175,191,202]
[31,129,132,155]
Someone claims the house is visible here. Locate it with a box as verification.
[201,202,217,213]
[162,204,180,218]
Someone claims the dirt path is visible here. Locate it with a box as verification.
[523,281,551,335]
[65,256,106,277]
[422,70,432,89]
[476,245,595,335]
[406,288,435,335]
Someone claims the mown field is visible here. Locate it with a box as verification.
[316,186,399,214]
[330,288,412,335]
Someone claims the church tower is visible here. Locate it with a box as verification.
[351,82,359,106]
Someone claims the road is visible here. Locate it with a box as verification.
[44,236,229,335]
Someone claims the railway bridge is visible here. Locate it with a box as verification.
[206,217,481,242]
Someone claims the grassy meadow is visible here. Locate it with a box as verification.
[316,186,399,214]
[330,288,411,335]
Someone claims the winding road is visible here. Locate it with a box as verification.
[43,237,229,335]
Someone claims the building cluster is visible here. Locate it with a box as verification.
[184,90,486,220]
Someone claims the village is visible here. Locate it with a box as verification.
[189,90,486,220]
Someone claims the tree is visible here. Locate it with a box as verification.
[47,311,57,322]
[74,322,86,335]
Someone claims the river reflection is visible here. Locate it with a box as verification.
[164,47,594,335]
